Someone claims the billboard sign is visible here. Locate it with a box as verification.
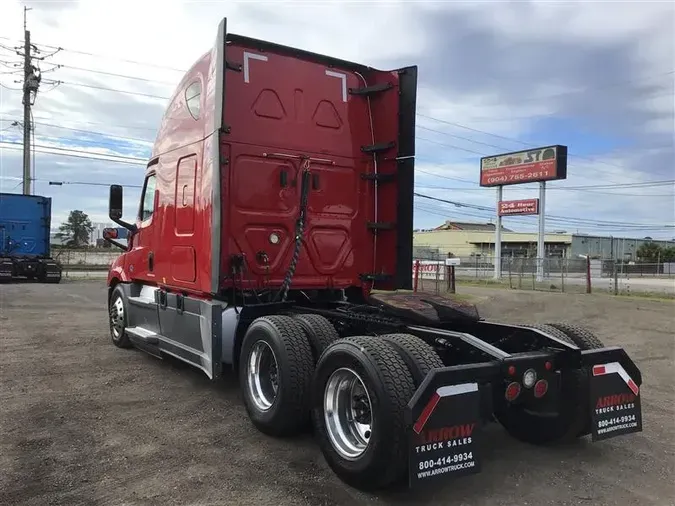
[412,260,445,281]
[498,198,540,216]
[479,145,568,187]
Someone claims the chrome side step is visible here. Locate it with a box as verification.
[126,326,160,345]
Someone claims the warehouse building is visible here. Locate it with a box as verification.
[413,220,674,261]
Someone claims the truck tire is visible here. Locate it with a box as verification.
[547,322,605,437]
[311,336,415,491]
[519,323,576,346]
[239,315,314,437]
[495,321,590,445]
[0,258,13,283]
[292,314,340,361]
[547,322,604,350]
[379,333,444,387]
[109,284,133,349]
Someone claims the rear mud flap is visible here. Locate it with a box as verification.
[405,347,644,486]
[406,363,497,487]
[589,362,642,441]
[408,382,483,486]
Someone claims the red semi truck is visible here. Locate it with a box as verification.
[103,18,643,491]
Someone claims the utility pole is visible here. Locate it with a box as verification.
[22,27,31,195]
[21,6,38,195]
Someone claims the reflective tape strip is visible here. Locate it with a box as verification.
[412,382,479,434]
[592,362,639,396]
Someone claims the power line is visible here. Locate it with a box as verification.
[0,175,141,189]
[8,114,157,132]
[56,80,171,100]
[0,144,146,166]
[415,121,625,183]
[2,121,670,198]
[6,118,154,144]
[0,140,147,161]
[416,112,672,176]
[413,192,675,229]
[44,62,177,85]
[415,179,675,191]
[413,204,675,234]
[5,60,664,185]
[0,35,187,73]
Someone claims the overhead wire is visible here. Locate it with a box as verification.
[413,192,675,229]
[0,175,142,189]
[412,203,675,234]
[3,50,667,184]
[0,140,147,162]
[2,36,671,234]
[0,36,187,73]
[42,62,178,85]
[0,145,147,166]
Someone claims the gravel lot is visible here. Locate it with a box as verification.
[1,280,673,506]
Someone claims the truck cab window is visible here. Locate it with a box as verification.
[185,81,201,120]
[140,174,157,222]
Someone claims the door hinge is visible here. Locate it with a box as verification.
[349,82,394,96]
[361,173,395,183]
[361,141,396,154]
[367,222,396,233]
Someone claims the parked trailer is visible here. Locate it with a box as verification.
[102,18,643,491]
[0,192,62,283]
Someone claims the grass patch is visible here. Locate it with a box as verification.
[455,279,675,301]
[595,289,675,302]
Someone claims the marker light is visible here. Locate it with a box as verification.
[508,365,516,376]
[505,382,521,402]
[269,232,280,245]
[523,369,537,389]
[534,379,549,398]
[545,361,553,371]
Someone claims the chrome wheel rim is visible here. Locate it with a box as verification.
[247,340,280,412]
[324,368,373,460]
[110,296,125,340]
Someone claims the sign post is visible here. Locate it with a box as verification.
[494,186,502,279]
[537,181,546,282]
[479,145,567,284]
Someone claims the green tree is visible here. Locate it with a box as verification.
[57,210,94,248]
[661,246,675,262]
[636,242,662,262]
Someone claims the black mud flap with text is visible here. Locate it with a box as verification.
[408,382,483,486]
[589,361,642,442]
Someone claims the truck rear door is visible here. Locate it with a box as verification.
[221,34,417,292]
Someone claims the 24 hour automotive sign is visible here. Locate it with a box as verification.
[480,145,568,187]
[498,199,540,216]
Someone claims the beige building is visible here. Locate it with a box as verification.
[413,221,573,260]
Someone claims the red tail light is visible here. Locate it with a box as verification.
[505,382,521,402]
[534,379,549,398]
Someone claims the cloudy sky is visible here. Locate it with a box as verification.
[1,0,674,241]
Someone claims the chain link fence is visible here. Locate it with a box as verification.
[53,249,120,270]
[412,252,675,296]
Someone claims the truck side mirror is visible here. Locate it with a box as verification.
[109,185,124,220]
[108,184,137,234]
